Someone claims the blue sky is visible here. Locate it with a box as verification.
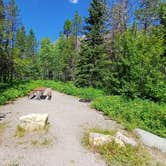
[15,0,91,42]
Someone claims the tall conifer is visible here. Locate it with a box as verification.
[75,0,108,87]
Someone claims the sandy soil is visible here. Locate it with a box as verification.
[0,91,121,166]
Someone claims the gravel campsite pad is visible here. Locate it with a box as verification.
[0,91,165,166]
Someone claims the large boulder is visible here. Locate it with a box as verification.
[19,113,48,131]
[115,132,137,147]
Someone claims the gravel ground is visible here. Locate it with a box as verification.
[0,91,121,166]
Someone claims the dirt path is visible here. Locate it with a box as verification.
[0,91,121,166]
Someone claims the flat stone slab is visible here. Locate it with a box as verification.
[19,113,48,131]
[135,128,166,153]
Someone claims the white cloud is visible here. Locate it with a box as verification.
[69,0,79,4]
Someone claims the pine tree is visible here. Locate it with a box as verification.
[26,29,38,79]
[63,19,72,38]
[26,29,37,59]
[72,11,82,49]
[0,0,5,82]
[15,26,26,59]
[75,0,109,88]
[0,0,4,35]
[0,0,5,52]
[5,0,20,82]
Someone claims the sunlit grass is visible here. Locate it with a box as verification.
[82,129,153,166]
[0,122,7,134]
[31,138,52,146]
[15,125,26,137]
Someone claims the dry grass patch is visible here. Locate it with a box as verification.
[31,138,52,147]
[8,161,19,166]
[0,122,7,135]
[82,128,156,166]
[15,123,50,138]
[15,125,26,137]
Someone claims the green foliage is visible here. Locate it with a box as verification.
[92,96,166,137]
[89,128,116,136]
[37,80,105,100]
[63,19,72,38]
[96,142,151,166]
[38,38,55,79]
[0,0,4,34]
[0,81,40,105]
[0,80,104,104]
[72,11,82,36]
[106,29,166,103]
[56,35,76,81]
[38,35,77,81]
[0,0,38,82]
[25,29,38,79]
[75,0,109,88]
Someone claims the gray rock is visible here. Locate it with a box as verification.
[19,113,48,131]
[115,132,137,147]
[135,128,166,153]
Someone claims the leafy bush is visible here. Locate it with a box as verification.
[106,29,166,103]
[36,80,105,100]
[0,81,40,105]
[92,96,166,138]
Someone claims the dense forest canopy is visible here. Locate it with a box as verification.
[0,0,165,102]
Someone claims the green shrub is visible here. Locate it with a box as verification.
[36,80,105,100]
[0,81,40,105]
[92,96,166,138]
[106,30,166,103]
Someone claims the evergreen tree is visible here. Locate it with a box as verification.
[63,19,72,38]
[158,3,166,75]
[75,0,109,87]
[26,29,38,79]
[0,0,4,36]
[15,26,26,59]
[38,38,54,79]
[58,35,76,81]
[26,29,37,59]
[0,0,6,82]
[14,26,29,79]
[72,11,82,49]
[5,0,20,82]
